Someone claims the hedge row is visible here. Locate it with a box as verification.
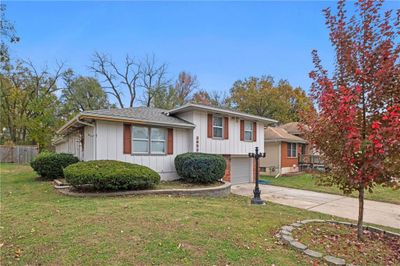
[64,160,160,191]
[30,152,79,180]
[175,152,226,183]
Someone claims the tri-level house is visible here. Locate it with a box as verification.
[54,103,277,184]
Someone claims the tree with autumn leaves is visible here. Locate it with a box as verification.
[303,0,399,240]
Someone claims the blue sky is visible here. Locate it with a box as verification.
[5,1,398,106]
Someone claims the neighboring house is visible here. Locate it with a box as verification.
[279,122,313,155]
[260,126,307,176]
[54,103,277,184]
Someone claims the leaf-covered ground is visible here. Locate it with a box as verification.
[1,163,397,265]
[293,223,400,265]
[261,174,400,204]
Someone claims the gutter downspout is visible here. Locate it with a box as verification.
[76,118,95,161]
[275,142,282,178]
[77,118,94,127]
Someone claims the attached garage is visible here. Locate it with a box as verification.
[230,157,252,185]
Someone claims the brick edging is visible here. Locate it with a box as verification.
[55,182,231,198]
[277,219,400,265]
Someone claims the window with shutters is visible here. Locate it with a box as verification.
[150,128,166,154]
[287,143,297,158]
[132,126,166,154]
[213,116,223,138]
[244,121,253,141]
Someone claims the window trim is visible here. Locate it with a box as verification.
[287,142,297,158]
[212,115,224,139]
[243,121,253,142]
[132,126,167,155]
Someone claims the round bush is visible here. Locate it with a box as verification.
[175,153,226,183]
[64,160,161,191]
[30,152,79,180]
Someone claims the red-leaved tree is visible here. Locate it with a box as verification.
[302,0,400,240]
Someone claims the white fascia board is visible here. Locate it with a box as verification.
[168,103,278,124]
[57,113,195,135]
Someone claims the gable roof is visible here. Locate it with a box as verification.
[279,122,303,135]
[83,107,193,126]
[57,107,194,134]
[265,127,307,144]
[168,103,278,124]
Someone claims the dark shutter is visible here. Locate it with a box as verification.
[224,117,229,139]
[240,120,244,141]
[207,114,213,138]
[167,128,173,155]
[123,124,132,154]
[253,122,257,142]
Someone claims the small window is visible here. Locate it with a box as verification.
[301,144,306,155]
[132,126,149,153]
[260,167,267,172]
[287,143,297,158]
[213,116,223,138]
[132,126,166,154]
[150,128,166,154]
[244,121,253,141]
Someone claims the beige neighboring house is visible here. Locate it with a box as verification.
[260,124,308,176]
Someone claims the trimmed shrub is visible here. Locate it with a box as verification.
[64,160,160,191]
[30,152,79,180]
[175,152,226,183]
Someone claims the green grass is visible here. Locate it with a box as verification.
[156,180,222,190]
[0,164,397,265]
[261,174,400,205]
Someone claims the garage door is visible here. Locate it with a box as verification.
[231,157,252,184]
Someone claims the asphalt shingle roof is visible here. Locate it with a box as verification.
[279,122,302,135]
[265,127,307,143]
[82,107,193,127]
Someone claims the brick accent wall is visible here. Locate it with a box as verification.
[223,155,231,182]
[281,142,300,168]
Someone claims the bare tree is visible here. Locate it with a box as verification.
[174,71,198,106]
[1,4,20,63]
[140,55,169,107]
[90,52,141,108]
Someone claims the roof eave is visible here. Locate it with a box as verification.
[57,113,195,135]
[168,104,278,124]
[265,138,308,144]
[80,114,195,128]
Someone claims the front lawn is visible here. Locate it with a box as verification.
[156,180,222,189]
[0,163,396,265]
[261,174,400,205]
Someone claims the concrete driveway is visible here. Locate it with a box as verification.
[231,183,400,229]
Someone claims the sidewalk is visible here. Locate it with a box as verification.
[231,183,400,229]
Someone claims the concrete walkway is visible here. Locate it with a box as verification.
[231,183,400,229]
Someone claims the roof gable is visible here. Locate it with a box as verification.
[265,127,307,143]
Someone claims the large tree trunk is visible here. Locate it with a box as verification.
[357,184,365,240]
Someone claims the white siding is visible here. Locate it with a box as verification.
[188,111,265,155]
[55,131,82,159]
[83,126,95,161]
[95,120,191,180]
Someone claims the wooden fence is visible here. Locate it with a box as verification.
[0,145,39,164]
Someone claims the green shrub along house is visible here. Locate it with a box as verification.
[53,104,276,184]
[30,152,79,180]
[175,153,226,183]
[64,160,160,190]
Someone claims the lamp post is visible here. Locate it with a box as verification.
[248,146,266,205]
